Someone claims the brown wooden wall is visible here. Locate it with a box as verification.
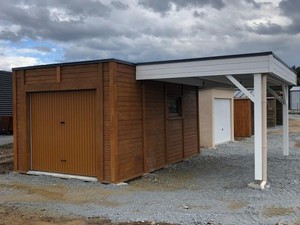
[165,83,184,163]
[267,99,276,127]
[13,62,105,181]
[235,97,282,137]
[276,99,283,125]
[103,63,111,182]
[115,63,144,181]
[143,81,166,171]
[143,81,199,173]
[13,60,200,183]
[234,99,252,137]
[183,86,199,158]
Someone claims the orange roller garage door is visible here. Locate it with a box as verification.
[30,90,96,177]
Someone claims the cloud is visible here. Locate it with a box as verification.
[279,0,300,15]
[138,0,225,14]
[33,46,54,53]
[244,0,264,8]
[137,0,172,14]
[0,0,299,70]
[0,39,60,70]
[246,22,284,35]
[193,11,206,18]
[279,0,300,34]
[111,1,129,10]
[0,0,112,42]
[0,56,39,71]
[0,30,23,42]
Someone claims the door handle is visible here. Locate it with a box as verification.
[61,159,67,162]
[60,121,65,124]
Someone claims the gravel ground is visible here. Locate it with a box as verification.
[0,135,13,145]
[1,117,300,225]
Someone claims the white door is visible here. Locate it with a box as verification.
[214,98,231,145]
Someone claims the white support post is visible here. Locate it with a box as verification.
[282,84,289,156]
[254,74,263,181]
[262,75,267,183]
[253,74,268,188]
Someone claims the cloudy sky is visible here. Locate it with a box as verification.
[0,0,299,71]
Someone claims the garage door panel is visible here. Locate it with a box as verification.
[214,98,231,145]
[31,92,62,172]
[31,90,96,176]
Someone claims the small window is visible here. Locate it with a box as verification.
[168,96,182,117]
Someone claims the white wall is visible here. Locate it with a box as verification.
[199,88,234,148]
[290,88,300,110]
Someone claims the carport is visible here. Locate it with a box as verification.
[136,52,297,189]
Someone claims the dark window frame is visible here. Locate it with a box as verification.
[167,95,182,118]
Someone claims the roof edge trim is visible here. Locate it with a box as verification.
[12,58,135,71]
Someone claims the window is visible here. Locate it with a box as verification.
[168,96,182,117]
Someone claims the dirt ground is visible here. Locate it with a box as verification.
[0,148,178,225]
[271,114,300,134]
[0,205,177,225]
[0,182,178,225]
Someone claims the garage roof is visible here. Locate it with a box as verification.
[136,52,297,87]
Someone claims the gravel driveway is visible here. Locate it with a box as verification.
[1,116,300,225]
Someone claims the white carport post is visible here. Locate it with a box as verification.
[226,74,267,187]
[253,74,267,187]
[282,84,289,156]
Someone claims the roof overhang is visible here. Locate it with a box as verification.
[136,52,297,87]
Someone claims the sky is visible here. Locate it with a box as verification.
[0,0,299,71]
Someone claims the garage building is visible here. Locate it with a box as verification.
[13,52,296,187]
[0,70,13,134]
[13,60,199,183]
[198,88,234,148]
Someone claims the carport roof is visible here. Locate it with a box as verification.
[136,51,297,87]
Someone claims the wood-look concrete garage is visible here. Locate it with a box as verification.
[13,60,199,183]
[13,52,296,187]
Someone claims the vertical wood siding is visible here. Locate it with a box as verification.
[234,99,252,137]
[166,119,183,163]
[183,86,199,157]
[116,63,144,181]
[14,60,200,183]
[144,82,199,173]
[144,81,166,171]
[103,63,111,181]
[276,99,283,125]
[267,99,276,127]
[166,83,184,163]
[31,90,96,176]
[14,63,104,180]
[15,70,28,171]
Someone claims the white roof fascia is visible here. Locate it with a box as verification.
[269,55,297,85]
[136,53,297,86]
[136,55,270,80]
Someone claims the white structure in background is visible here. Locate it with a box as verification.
[198,88,234,148]
[290,86,300,110]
